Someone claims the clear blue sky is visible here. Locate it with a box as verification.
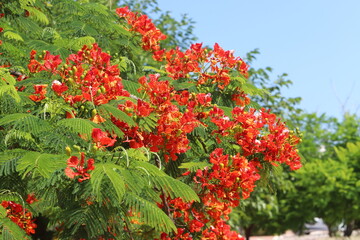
[156,0,360,119]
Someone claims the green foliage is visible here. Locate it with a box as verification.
[16,152,66,179]
[0,69,21,103]
[91,163,126,202]
[178,161,211,172]
[98,103,136,127]
[56,118,98,137]
[275,121,360,236]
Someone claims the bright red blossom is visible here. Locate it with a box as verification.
[65,152,95,182]
[29,84,47,102]
[26,193,38,204]
[92,128,117,148]
[1,201,37,235]
[51,80,68,95]
[116,6,166,51]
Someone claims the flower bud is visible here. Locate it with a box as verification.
[91,109,97,117]
[65,146,71,156]
[73,145,81,151]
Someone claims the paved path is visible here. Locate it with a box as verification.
[251,230,329,240]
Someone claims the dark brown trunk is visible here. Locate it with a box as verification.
[326,224,336,237]
[344,221,354,237]
[245,224,255,240]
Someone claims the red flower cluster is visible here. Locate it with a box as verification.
[152,107,300,238]
[65,152,95,182]
[29,84,47,102]
[1,201,37,235]
[207,106,301,170]
[92,128,117,149]
[116,7,167,51]
[153,41,250,90]
[116,7,248,88]
[157,149,259,239]
[61,44,130,105]
[27,44,130,105]
[114,74,213,161]
[28,50,62,73]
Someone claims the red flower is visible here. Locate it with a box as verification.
[43,51,62,73]
[29,84,47,102]
[65,152,95,182]
[136,99,153,117]
[51,80,68,95]
[28,59,42,73]
[116,7,166,51]
[1,201,37,235]
[92,128,117,148]
[26,193,38,204]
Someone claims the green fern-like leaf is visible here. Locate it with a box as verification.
[97,104,136,127]
[241,82,268,96]
[0,113,52,135]
[138,113,158,132]
[3,31,24,42]
[143,66,168,75]
[4,129,37,149]
[124,192,177,234]
[65,204,109,239]
[16,152,66,178]
[178,161,212,172]
[0,149,26,165]
[122,79,141,98]
[83,3,110,17]
[133,161,200,202]
[91,163,126,202]
[23,6,49,25]
[56,118,98,137]
[69,36,96,51]
[0,85,21,103]
[0,69,21,103]
[19,0,36,8]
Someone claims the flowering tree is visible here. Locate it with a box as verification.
[0,2,301,239]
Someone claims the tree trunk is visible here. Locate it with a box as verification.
[344,221,354,237]
[245,224,254,240]
[326,224,334,237]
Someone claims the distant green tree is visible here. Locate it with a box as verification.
[290,141,360,236]
[275,114,360,236]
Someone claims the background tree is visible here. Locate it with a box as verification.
[270,113,360,236]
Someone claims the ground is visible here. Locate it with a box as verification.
[252,230,360,240]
